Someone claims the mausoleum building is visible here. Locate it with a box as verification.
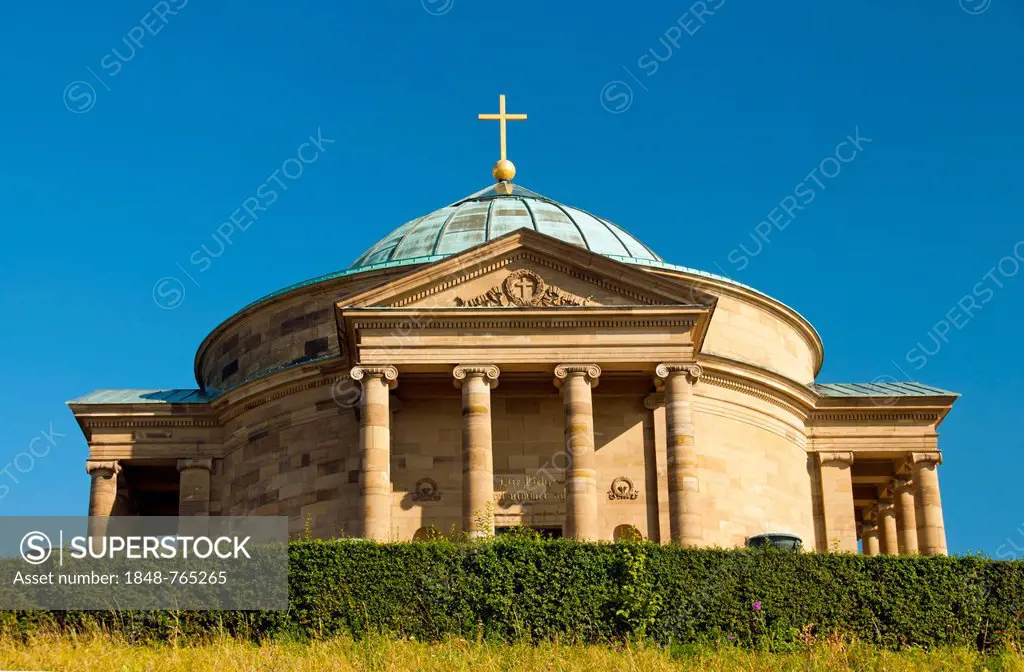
[68,99,956,554]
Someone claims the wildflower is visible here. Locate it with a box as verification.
[728,635,735,641]
[752,601,762,611]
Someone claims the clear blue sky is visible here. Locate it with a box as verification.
[1,0,1021,556]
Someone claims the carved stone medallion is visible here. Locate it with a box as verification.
[608,476,639,500]
[502,269,546,306]
[455,269,590,307]
[411,477,441,502]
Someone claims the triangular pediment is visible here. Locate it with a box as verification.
[338,229,717,310]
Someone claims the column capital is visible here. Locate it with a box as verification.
[350,365,399,389]
[893,476,913,491]
[908,451,942,467]
[655,362,703,385]
[817,451,855,467]
[553,364,601,389]
[860,517,879,532]
[177,458,213,472]
[643,392,665,410]
[86,460,120,476]
[453,364,500,389]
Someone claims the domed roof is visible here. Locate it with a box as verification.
[350,184,662,269]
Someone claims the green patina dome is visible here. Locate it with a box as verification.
[350,184,662,269]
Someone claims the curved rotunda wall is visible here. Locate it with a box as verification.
[700,292,819,385]
[690,379,815,547]
[197,270,400,391]
[216,378,362,538]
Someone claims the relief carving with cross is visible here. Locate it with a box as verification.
[454,269,591,307]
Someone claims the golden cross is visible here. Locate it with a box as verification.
[478,94,527,161]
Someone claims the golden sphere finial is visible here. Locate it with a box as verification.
[492,159,516,183]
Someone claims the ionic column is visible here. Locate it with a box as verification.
[816,452,858,553]
[893,475,919,555]
[877,492,899,555]
[454,365,500,538]
[86,460,120,540]
[655,363,703,547]
[554,364,601,541]
[351,365,399,542]
[642,393,668,543]
[860,517,880,556]
[177,458,213,516]
[910,452,947,556]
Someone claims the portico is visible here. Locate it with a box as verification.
[336,232,718,540]
[811,389,955,555]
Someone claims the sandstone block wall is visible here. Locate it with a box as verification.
[197,271,401,390]
[701,294,817,385]
[216,381,360,538]
[692,381,814,547]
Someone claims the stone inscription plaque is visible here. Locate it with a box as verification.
[493,475,566,507]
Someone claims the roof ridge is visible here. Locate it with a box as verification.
[548,201,591,251]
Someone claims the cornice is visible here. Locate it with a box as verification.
[387,251,663,308]
[810,410,943,424]
[388,255,512,307]
[79,417,219,429]
[702,374,803,418]
[349,313,698,331]
[218,371,342,425]
[697,358,814,420]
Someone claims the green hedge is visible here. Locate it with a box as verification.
[3,539,1023,650]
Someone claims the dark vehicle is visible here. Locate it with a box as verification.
[745,533,802,551]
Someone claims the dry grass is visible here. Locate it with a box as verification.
[0,633,1021,672]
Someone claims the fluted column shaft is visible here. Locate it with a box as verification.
[894,476,919,555]
[878,494,899,555]
[861,519,880,556]
[911,453,947,556]
[86,460,120,540]
[454,365,499,538]
[554,364,601,541]
[817,452,858,552]
[351,365,398,542]
[178,458,213,516]
[656,363,703,546]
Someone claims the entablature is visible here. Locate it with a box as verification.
[337,305,710,374]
